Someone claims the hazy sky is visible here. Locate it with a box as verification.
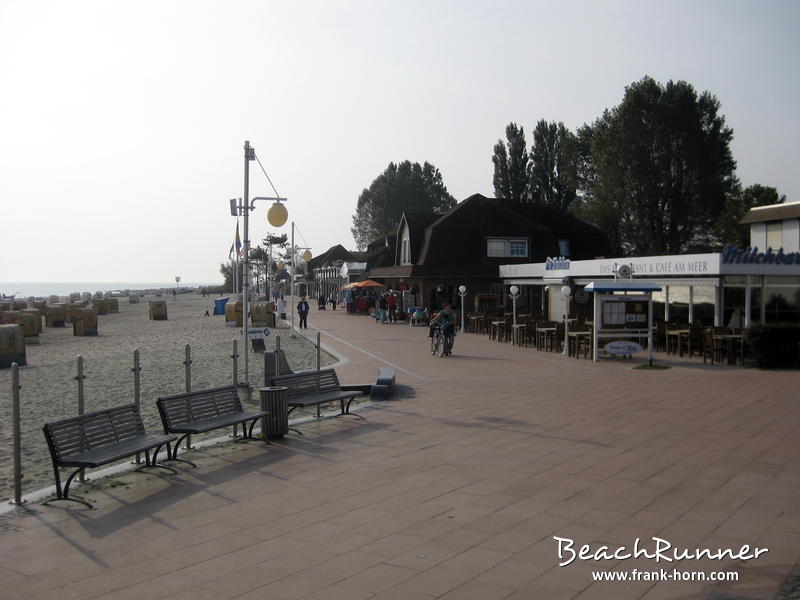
[2,0,798,284]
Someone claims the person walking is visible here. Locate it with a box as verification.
[378,295,388,323]
[387,291,397,322]
[297,296,310,329]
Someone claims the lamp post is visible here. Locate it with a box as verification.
[235,140,289,387]
[458,285,467,334]
[509,285,519,329]
[561,285,572,356]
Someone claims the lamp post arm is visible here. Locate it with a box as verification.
[249,196,288,210]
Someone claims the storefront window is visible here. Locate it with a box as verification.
[764,287,800,323]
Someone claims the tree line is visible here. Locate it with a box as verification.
[492,76,785,256]
[348,75,784,256]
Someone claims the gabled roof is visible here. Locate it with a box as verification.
[306,244,355,270]
[740,201,799,225]
[412,194,611,266]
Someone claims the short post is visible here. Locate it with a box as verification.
[458,285,467,334]
[10,363,26,505]
[133,348,143,464]
[316,331,321,371]
[75,355,87,482]
[184,344,192,392]
[275,335,281,377]
[231,338,239,387]
[316,332,322,418]
[184,344,192,449]
[561,285,572,356]
[509,285,519,345]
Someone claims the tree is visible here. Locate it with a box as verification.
[714,184,786,249]
[578,76,738,256]
[530,120,579,211]
[492,122,530,201]
[219,262,234,292]
[351,161,455,249]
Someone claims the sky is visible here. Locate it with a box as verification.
[1,0,798,285]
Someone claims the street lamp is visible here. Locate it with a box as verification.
[509,285,519,329]
[458,285,467,334]
[561,285,572,356]
[235,140,289,387]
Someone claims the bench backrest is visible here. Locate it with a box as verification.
[157,386,242,430]
[43,404,147,463]
[271,369,341,398]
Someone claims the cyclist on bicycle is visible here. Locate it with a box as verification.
[430,302,456,355]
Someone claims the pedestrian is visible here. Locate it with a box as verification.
[378,295,388,323]
[387,291,397,322]
[297,296,310,329]
[330,294,337,310]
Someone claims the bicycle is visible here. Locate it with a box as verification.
[430,322,444,356]
[430,322,453,358]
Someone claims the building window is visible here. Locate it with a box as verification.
[487,238,528,258]
[401,225,411,265]
[766,222,782,249]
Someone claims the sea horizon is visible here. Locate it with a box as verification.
[0,281,220,298]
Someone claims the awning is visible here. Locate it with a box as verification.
[584,281,662,293]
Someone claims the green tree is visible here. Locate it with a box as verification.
[578,76,738,256]
[714,184,786,249]
[492,122,530,201]
[351,160,455,249]
[219,262,235,292]
[530,120,579,211]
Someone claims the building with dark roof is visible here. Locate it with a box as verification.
[367,193,611,312]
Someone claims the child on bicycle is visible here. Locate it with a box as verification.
[429,302,456,355]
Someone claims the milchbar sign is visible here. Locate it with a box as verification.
[721,244,800,266]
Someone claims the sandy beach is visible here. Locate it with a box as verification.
[0,292,336,501]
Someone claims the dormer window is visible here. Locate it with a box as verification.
[401,225,411,265]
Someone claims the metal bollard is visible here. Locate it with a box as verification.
[10,363,26,505]
[133,348,143,464]
[316,332,322,418]
[184,344,192,392]
[231,338,239,386]
[75,355,87,482]
[184,344,194,449]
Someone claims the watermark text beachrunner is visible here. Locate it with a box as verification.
[554,536,768,567]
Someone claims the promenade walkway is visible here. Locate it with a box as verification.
[1,308,798,600]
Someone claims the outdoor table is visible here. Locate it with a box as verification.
[536,327,557,351]
[512,323,526,346]
[567,331,591,358]
[469,315,484,335]
[714,334,744,365]
[491,320,507,342]
[666,329,690,356]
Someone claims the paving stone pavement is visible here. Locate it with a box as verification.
[1,308,798,600]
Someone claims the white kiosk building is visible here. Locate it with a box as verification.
[499,201,800,328]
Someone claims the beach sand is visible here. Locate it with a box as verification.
[0,292,336,500]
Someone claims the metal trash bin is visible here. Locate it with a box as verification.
[260,386,288,439]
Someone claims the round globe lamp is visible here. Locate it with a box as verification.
[267,202,288,227]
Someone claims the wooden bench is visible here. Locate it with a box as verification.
[157,385,269,465]
[270,369,361,418]
[42,404,177,509]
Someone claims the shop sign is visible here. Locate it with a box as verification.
[546,256,570,271]
[246,327,270,340]
[721,244,800,266]
[604,341,643,355]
